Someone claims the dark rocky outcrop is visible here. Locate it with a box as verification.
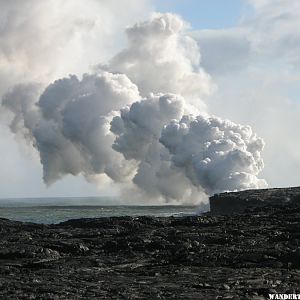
[210,186,300,215]
[0,188,299,299]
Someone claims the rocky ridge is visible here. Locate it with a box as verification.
[210,186,300,215]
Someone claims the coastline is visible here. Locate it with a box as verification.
[0,202,299,299]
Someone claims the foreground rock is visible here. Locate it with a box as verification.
[0,201,299,299]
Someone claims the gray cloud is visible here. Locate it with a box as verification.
[191,28,251,74]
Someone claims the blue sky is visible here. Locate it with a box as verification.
[154,0,253,29]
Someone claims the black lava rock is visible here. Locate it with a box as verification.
[0,188,299,299]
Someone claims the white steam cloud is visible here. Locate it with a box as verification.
[106,13,214,111]
[3,72,140,185]
[160,114,267,195]
[1,13,267,204]
[111,93,202,202]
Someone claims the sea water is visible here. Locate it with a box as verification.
[0,197,200,224]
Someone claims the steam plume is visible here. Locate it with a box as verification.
[160,114,267,195]
[3,72,140,184]
[1,13,267,203]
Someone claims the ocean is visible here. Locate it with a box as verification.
[0,197,200,224]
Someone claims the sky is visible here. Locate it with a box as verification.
[154,0,253,29]
[0,0,299,200]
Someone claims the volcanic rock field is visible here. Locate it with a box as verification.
[0,187,299,299]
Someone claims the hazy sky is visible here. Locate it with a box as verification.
[154,0,253,28]
[0,0,299,199]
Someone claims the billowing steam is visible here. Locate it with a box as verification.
[1,13,267,204]
[111,93,199,202]
[106,13,214,103]
[160,115,267,195]
[3,72,140,184]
